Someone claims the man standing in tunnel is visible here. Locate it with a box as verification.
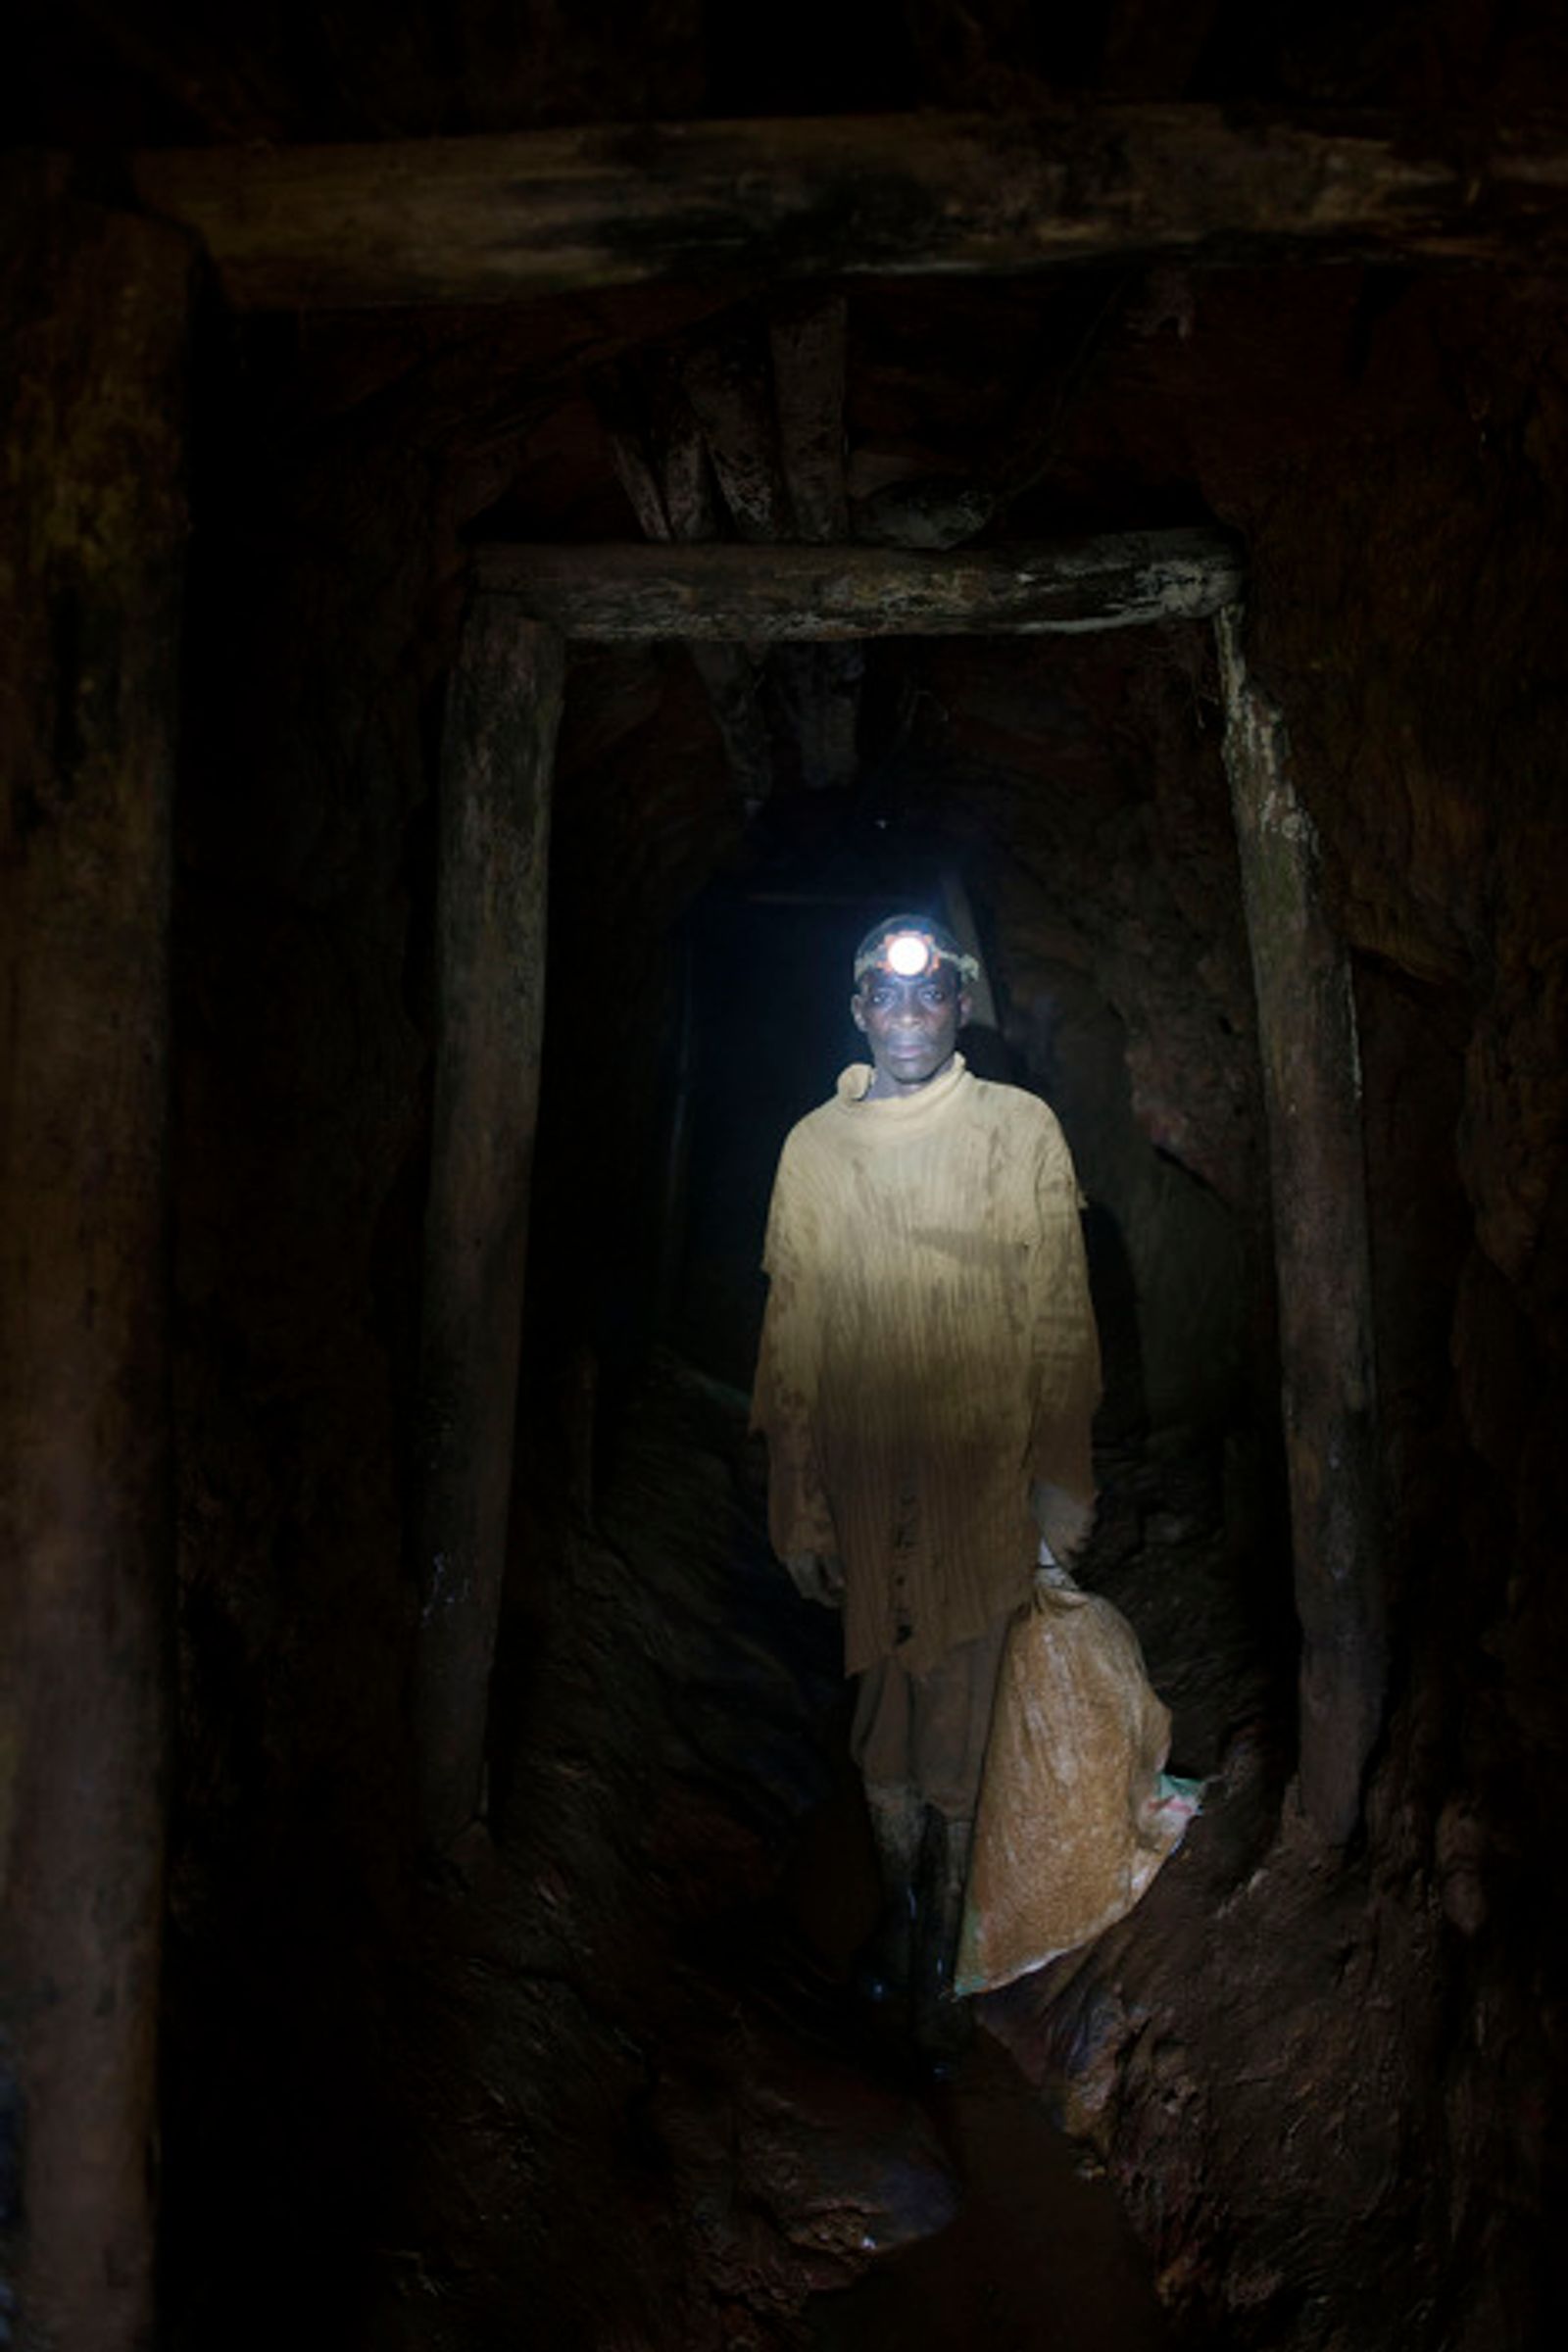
[752,914,1102,2055]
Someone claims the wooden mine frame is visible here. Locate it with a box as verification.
[422,523,1376,1861]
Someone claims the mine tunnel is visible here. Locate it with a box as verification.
[4,12,1568,2352]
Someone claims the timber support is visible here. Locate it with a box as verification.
[410,599,564,1852]
[1215,606,1385,1845]
[129,108,1568,313]
[0,163,191,2350]
[595,353,777,806]
[473,528,1243,640]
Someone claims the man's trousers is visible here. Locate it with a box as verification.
[849,1612,1011,1820]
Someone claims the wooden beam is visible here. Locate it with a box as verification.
[473,528,1244,639]
[769,293,860,787]
[687,639,774,808]
[129,109,1568,311]
[682,331,792,543]
[410,599,564,1852]
[658,386,719,541]
[594,358,776,807]
[595,362,679,541]
[1216,607,1385,1846]
[0,165,191,2350]
[770,292,850,546]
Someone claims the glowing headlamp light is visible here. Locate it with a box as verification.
[853,922,981,987]
[885,930,934,978]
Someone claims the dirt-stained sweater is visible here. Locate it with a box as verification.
[752,1054,1102,1676]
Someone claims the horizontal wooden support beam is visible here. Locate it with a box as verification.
[471,528,1244,639]
[130,108,1568,311]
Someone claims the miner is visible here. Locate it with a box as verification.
[752,914,1102,2054]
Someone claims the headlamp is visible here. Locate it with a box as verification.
[853,923,980,987]
[885,930,934,978]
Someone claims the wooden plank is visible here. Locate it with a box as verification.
[682,330,793,542]
[769,292,850,545]
[594,356,722,543]
[129,108,1568,311]
[409,599,564,1852]
[769,293,858,785]
[0,164,191,2351]
[594,362,673,541]
[1215,606,1385,1846]
[594,360,775,805]
[474,527,1244,639]
[652,368,719,540]
[662,416,716,539]
[688,641,774,808]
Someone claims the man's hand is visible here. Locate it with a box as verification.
[785,1551,846,1608]
[1030,1480,1095,1565]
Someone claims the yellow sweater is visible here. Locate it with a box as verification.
[753,1055,1102,1675]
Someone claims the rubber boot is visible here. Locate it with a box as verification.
[912,1808,975,2072]
[853,1788,923,2005]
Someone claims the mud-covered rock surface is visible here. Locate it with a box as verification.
[187,1359,1186,2351]
[370,1359,952,2349]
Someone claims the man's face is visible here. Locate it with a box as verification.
[852,962,969,1095]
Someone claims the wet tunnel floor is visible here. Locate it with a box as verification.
[808,2037,1170,2352]
[780,1675,1172,2352]
[365,1354,1269,2350]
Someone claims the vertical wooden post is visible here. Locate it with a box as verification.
[0,167,191,2348]
[1216,607,1384,1844]
[411,598,564,1851]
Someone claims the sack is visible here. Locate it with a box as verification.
[955,1575,1200,1996]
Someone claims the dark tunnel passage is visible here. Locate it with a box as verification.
[7,18,1568,2352]
[158,538,1344,2345]
[359,627,1296,2351]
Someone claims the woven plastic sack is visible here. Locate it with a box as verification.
[955,1573,1199,1996]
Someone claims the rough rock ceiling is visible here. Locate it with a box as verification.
[13,0,1568,145]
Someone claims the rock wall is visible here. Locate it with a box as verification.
[13,2,1568,141]
[982,267,1568,2346]
[165,325,443,2331]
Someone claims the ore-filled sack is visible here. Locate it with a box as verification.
[956,1573,1200,1996]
